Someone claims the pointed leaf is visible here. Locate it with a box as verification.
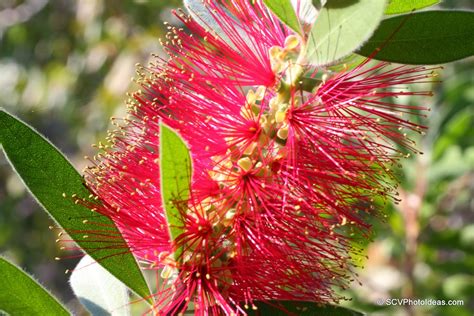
[306,0,387,66]
[264,0,303,34]
[385,0,439,15]
[248,301,364,315]
[183,0,252,50]
[184,0,229,43]
[0,257,70,316]
[160,124,192,261]
[357,10,474,64]
[0,109,152,304]
[70,255,130,316]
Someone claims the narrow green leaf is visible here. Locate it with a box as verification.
[264,0,302,34]
[306,0,387,66]
[385,0,439,15]
[159,124,192,261]
[357,10,474,64]
[0,109,152,304]
[70,255,130,316]
[248,301,364,315]
[0,257,70,316]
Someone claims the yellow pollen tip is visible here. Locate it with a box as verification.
[341,216,347,226]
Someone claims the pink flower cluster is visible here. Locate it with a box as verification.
[84,1,436,315]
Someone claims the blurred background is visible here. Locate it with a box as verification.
[0,0,472,315]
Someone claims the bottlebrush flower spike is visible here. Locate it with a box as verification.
[83,0,439,315]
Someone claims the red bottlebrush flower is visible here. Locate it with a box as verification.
[166,0,289,88]
[83,1,439,315]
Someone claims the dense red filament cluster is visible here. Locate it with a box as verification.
[82,1,438,315]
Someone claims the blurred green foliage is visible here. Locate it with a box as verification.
[343,58,474,316]
[0,0,180,312]
[0,0,472,315]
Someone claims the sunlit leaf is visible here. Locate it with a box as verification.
[0,257,70,316]
[70,255,130,316]
[0,109,152,304]
[184,0,228,41]
[160,124,192,261]
[357,10,474,64]
[385,0,439,15]
[306,0,387,66]
[183,0,251,50]
[264,0,302,34]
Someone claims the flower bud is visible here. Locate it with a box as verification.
[284,35,300,51]
[237,157,253,172]
[277,125,289,140]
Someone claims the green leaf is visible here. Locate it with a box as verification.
[306,0,387,66]
[0,109,152,304]
[357,11,474,64]
[385,0,439,15]
[183,0,235,47]
[264,0,302,34]
[0,256,70,316]
[70,255,130,316]
[248,301,364,315]
[160,124,192,261]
